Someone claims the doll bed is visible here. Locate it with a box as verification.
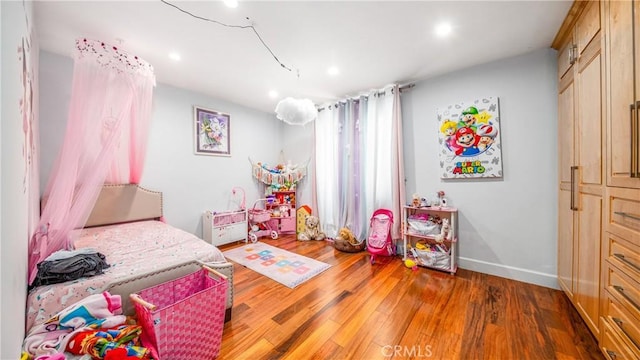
[26,184,235,332]
[203,209,248,246]
[203,187,248,246]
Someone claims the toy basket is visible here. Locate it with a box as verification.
[248,199,272,223]
[411,247,451,270]
[130,266,228,360]
[407,216,440,236]
[248,209,271,223]
[333,239,366,253]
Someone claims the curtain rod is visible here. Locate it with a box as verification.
[399,83,415,92]
[316,83,415,112]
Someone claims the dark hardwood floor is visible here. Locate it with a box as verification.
[218,235,602,360]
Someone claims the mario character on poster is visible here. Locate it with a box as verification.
[437,97,503,179]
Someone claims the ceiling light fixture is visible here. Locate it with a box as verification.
[168,52,181,61]
[224,0,238,8]
[275,98,317,126]
[269,90,279,99]
[327,66,339,76]
[435,22,452,37]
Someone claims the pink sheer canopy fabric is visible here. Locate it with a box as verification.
[28,39,155,284]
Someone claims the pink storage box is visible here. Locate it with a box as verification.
[212,210,246,226]
[248,208,271,223]
[131,267,228,360]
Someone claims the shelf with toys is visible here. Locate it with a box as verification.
[402,201,458,275]
[265,191,296,234]
[249,157,308,236]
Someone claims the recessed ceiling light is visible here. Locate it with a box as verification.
[269,90,279,99]
[327,66,339,76]
[224,0,238,8]
[168,52,181,61]
[435,22,452,37]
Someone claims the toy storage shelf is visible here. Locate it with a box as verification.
[402,206,458,275]
[266,191,296,234]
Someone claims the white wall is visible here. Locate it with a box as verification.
[402,48,559,288]
[144,84,282,234]
[38,51,70,196]
[1,3,4,354]
[280,123,314,208]
[39,51,283,237]
[1,1,39,357]
[279,49,559,288]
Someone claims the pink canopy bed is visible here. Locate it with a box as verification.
[26,40,234,333]
[27,184,234,332]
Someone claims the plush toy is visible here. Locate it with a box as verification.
[404,258,418,271]
[333,227,365,252]
[411,193,421,207]
[279,205,289,217]
[298,215,326,241]
[435,218,452,243]
[338,228,358,245]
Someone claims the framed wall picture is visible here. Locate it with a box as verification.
[194,106,231,156]
[437,96,502,179]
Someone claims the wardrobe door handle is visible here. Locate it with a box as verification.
[613,285,640,313]
[570,166,578,211]
[606,350,617,360]
[630,104,636,178]
[614,253,640,272]
[632,102,639,177]
[569,44,578,64]
[636,100,640,177]
[570,166,574,210]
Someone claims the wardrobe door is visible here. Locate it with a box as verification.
[608,0,640,188]
[558,75,576,298]
[574,2,604,337]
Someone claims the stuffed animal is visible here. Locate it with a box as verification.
[333,227,365,252]
[298,215,326,241]
[411,193,421,207]
[336,227,357,245]
[279,205,289,217]
[435,218,452,243]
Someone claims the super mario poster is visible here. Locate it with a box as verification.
[437,97,502,179]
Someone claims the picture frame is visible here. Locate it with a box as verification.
[194,106,231,156]
[436,96,502,179]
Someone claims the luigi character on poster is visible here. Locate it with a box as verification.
[437,97,503,179]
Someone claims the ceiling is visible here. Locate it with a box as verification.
[33,1,572,114]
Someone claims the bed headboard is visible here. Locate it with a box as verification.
[84,184,163,227]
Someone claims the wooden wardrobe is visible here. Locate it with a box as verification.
[554,1,640,358]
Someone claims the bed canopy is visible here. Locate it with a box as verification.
[28,38,156,284]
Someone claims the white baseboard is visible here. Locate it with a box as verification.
[459,257,559,290]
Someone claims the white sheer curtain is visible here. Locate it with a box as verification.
[314,101,341,238]
[314,84,404,240]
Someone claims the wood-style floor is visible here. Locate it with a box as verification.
[218,235,602,360]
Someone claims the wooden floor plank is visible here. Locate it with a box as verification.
[333,310,391,359]
[331,276,399,346]
[281,319,342,360]
[218,235,602,359]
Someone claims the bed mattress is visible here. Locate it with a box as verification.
[26,220,226,331]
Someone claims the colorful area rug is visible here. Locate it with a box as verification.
[223,242,331,288]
